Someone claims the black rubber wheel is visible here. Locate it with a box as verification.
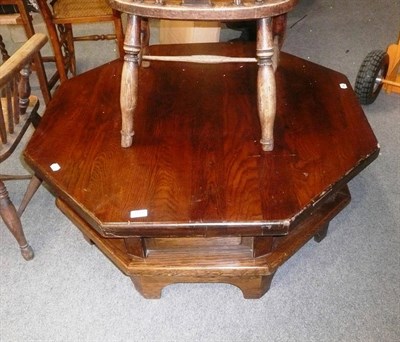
[355,50,389,105]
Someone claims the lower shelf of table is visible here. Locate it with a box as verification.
[56,185,350,299]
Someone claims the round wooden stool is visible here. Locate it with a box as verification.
[108,0,298,151]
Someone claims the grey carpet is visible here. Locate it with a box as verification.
[1,1,399,341]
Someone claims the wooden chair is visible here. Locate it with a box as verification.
[0,0,51,104]
[36,0,124,83]
[0,33,47,260]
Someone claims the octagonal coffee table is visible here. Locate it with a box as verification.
[24,43,379,299]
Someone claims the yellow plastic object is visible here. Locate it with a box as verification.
[383,34,400,94]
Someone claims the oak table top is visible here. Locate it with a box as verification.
[24,43,379,239]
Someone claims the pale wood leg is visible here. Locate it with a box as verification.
[0,180,34,261]
[257,18,276,152]
[120,14,141,148]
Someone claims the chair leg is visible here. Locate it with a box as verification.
[37,0,67,82]
[16,0,51,104]
[141,18,150,48]
[0,180,34,261]
[17,175,42,217]
[32,52,51,104]
[64,24,76,76]
[271,13,287,72]
[112,10,125,57]
[0,34,10,61]
[48,22,69,82]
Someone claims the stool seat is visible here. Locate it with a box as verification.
[109,0,298,21]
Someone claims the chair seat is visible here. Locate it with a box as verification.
[53,0,113,19]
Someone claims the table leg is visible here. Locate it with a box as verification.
[130,273,276,299]
[314,223,330,242]
[232,273,276,299]
[120,14,141,148]
[124,237,147,258]
[257,17,276,152]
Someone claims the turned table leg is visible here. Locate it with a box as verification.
[257,17,276,152]
[0,180,34,261]
[120,14,141,148]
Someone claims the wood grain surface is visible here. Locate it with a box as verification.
[24,43,379,237]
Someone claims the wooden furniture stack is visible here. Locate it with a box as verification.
[23,41,379,298]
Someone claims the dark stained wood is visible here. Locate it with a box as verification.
[314,223,329,242]
[252,237,274,258]
[55,184,351,298]
[23,43,379,298]
[124,237,147,258]
[272,13,288,50]
[24,43,379,240]
[130,273,276,299]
